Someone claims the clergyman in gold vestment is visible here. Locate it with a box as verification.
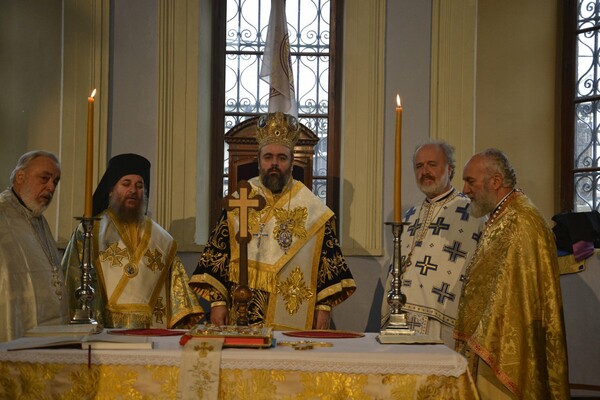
[455,149,569,400]
[63,154,203,329]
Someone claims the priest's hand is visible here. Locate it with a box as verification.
[210,305,228,326]
[313,310,331,330]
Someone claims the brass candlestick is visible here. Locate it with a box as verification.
[70,217,98,325]
[379,221,414,339]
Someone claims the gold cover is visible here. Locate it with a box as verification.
[0,362,480,399]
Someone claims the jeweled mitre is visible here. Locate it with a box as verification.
[256,112,300,149]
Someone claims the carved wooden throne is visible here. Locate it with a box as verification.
[224,116,319,194]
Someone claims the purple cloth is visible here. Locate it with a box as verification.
[572,240,595,262]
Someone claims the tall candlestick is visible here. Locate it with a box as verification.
[394,94,403,222]
[84,89,96,218]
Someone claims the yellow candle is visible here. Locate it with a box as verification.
[84,89,96,218]
[394,94,403,222]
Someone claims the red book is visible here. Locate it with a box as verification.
[180,325,273,348]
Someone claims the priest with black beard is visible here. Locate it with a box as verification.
[62,153,203,329]
[190,112,356,330]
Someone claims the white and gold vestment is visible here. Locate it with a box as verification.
[0,189,68,342]
[63,209,203,328]
[190,178,356,330]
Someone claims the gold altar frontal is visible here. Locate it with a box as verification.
[0,332,479,399]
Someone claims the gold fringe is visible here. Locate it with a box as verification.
[105,309,152,329]
[229,261,279,293]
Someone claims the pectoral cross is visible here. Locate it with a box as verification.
[224,180,265,326]
[254,223,268,248]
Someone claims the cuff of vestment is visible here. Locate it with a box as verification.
[211,301,227,308]
[315,304,331,312]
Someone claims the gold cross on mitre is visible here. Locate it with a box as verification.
[223,180,265,326]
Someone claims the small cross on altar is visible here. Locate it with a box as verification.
[223,180,265,326]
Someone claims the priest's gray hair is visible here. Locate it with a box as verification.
[413,140,456,180]
[10,150,60,183]
[480,148,517,188]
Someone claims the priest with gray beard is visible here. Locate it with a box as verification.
[62,153,204,329]
[0,150,68,342]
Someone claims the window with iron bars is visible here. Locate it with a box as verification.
[208,0,342,229]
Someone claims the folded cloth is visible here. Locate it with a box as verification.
[108,329,186,336]
[573,240,595,262]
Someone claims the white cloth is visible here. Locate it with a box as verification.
[178,337,223,400]
[260,0,298,117]
[0,189,68,342]
[0,332,468,378]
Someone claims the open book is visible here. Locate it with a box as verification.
[25,323,102,337]
[2,330,152,351]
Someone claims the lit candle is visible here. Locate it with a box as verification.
[394,94,403,222]
[84,89,96,218]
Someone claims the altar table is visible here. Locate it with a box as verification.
[0,332,479,399]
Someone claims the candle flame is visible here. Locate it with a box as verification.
[396,94,401,107]
[90,89,97,98]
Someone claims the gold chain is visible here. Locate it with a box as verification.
[255,179,295,251]
[484,189,519,231]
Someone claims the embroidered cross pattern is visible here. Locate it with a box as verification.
[404,207,417,221]
[428,217,450,235]
[276,266,314,315]
[153,296,166,324]
[407,218,422,236]
[406,315,425,331]
[145,248,165,271]
[100,242,128,267]
[415,255,438,275]
[432,282,456,304]
[472,232,481,242]
[193,341,215,358]
[455,204,470,221]
[442,240,467,262]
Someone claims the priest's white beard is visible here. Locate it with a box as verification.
[19,184,51,216]
[417,172,451,199]
[469,184,496,218]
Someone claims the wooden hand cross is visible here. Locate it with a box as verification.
[224,180,265,326]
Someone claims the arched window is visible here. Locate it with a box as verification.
[562,0,600,211]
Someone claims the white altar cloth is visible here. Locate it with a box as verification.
[0,331,466,377]
[0,331,478,399]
